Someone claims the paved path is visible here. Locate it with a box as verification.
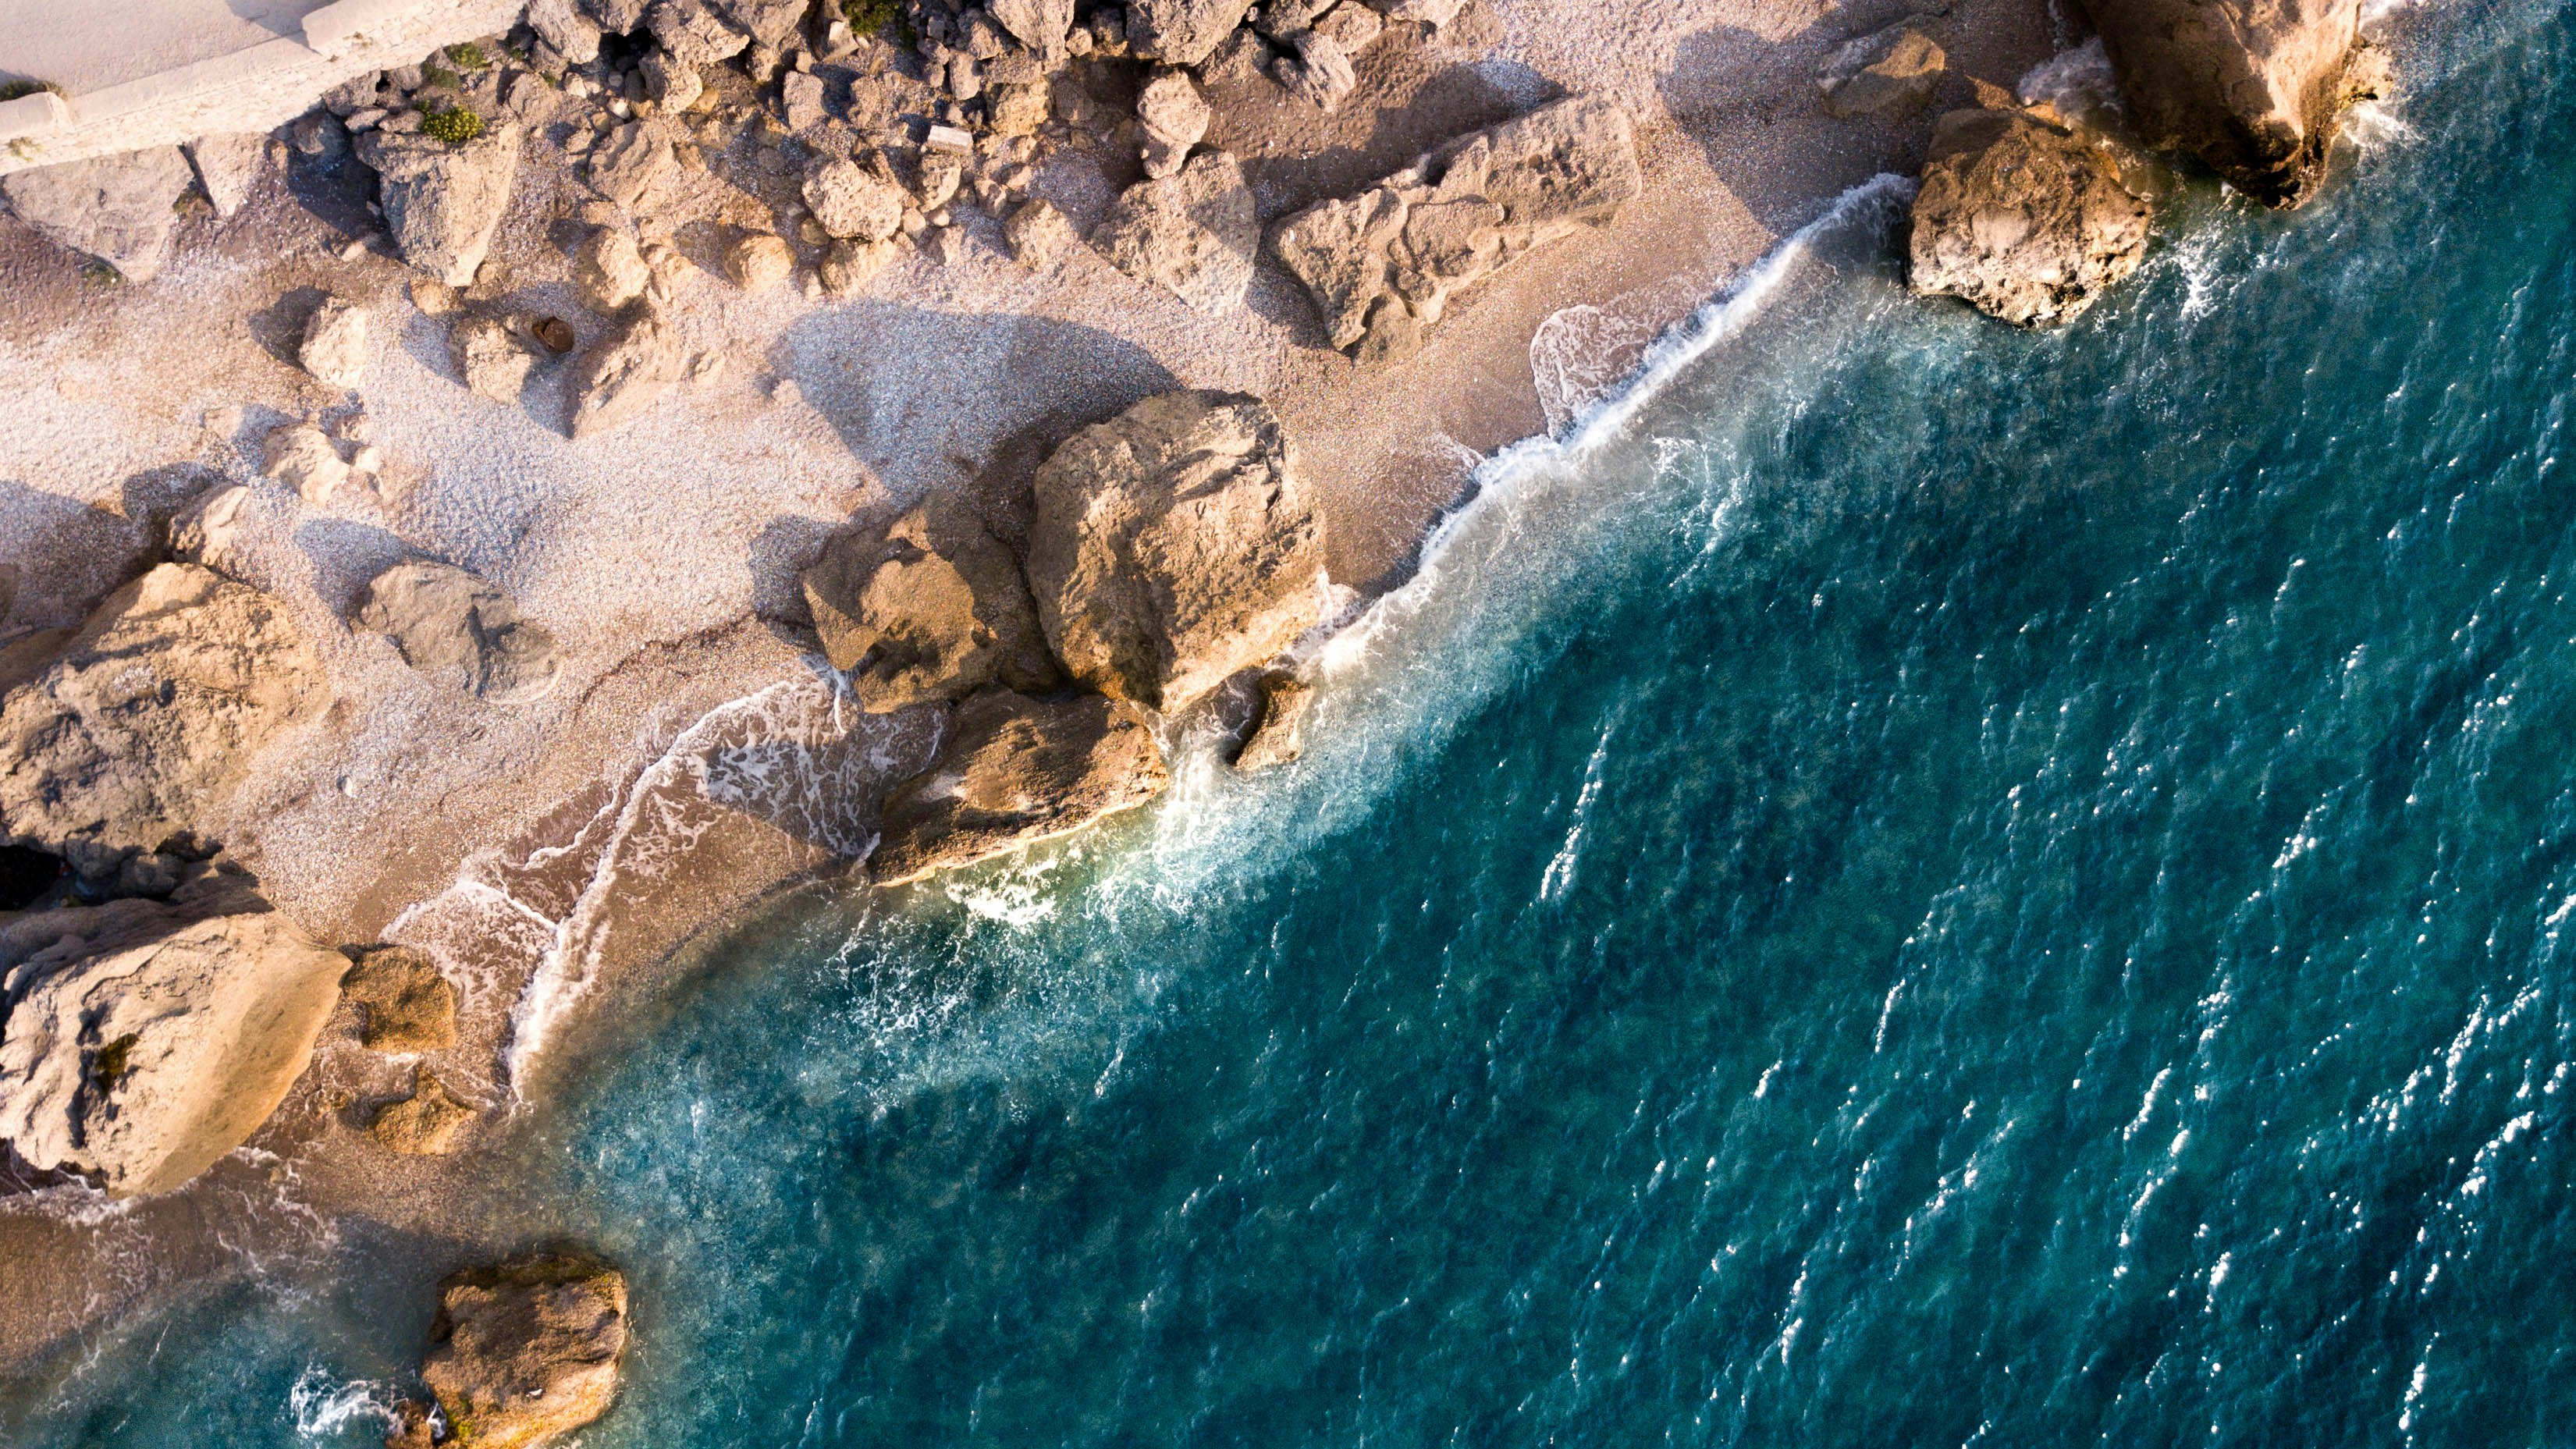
[1,0,332,96]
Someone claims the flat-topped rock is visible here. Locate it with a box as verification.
[354,560,563,705]
[0,886,346,1197]
[1272,95,1642,363]
[871,688,1170,885]
[801,500,1063,712]
[0,147,194,283]
[0,563,327,887]
[341,945,459,1053]
[1907,104,2153,328]
[1026,390,1325,713]
[1090,150,1257,314]
[2075,0,2376,205]
[404,1253,630,1449]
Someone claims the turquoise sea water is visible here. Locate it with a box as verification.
[15,3,2576,1444]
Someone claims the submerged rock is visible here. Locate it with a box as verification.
[1271,95,1642,362]
[354,560,563,705]
[2075,0,2376,206]
[0,883,346,1197]
[369,1069,474,1154]
[870,688,1170,885]
[357,123,523,288]
[801,500,1063,711]
[1026,390,1324,712]
[1906,104,2152,328]
[341,945,459,1053]
[405,1253,630,1449]
[0,563,327,885]
[1817,22,1947,121]
[0,147,194,282]
[1090,149,1257,314]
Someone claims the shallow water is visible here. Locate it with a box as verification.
[13,3,2576,1444]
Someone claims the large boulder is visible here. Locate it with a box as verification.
[570,301,688,437]
[715,0,810,48]
[645,0,752,66]
[1125,0,1254,64]
[356,123,523,287]
[1025,391,1324,712]
[408,1254,630,1449]
[341,945,460,1053]
[0,879,346,1197]
[1907,104,2153,328]
[802,157,905,242]
[2075,0,2373,205]
[185,133,268,218]
[353,560,563,705]
[869,688,1170,885]
[1089,150,1258,314]
[1271,95,1642,362]
[801,501,1062,711]
[0,147,194,282]
[0,563,328,885]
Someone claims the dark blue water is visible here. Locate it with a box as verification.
[14,3,2576,1444]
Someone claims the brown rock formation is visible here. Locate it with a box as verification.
[369,1070,474,1154]
[1232,673,1313,772]
[869,689,1170,885]
[341,946,460,1053]
[1025,391,1324,713]
[1907,104,2153,328]
[404,1254,629,1449]
[801,501,1062,712]
[353,560,563,706]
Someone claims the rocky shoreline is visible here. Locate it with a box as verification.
[0,0,2400,1434]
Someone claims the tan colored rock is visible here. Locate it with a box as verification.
[1125,0,1252,64]
[356,123,523,288]
[648,0,751,66]
[185,133,268,218]
[1271,95,1641,362]
[989,78,1052,137]
[819,236,897,295]
[299,295,371,387]
[341,945,459,1053]
[370,1070,474,1154]
[1274,28,1357,112]
[450,313,542,402]
[263,422,354,503]
[726,231,795,290]
[0,893,346,1196]
[1315,2,1385,51]
[803,158,905,241]
[0,564,326,882]
[354,560,563,705]
[1091,150,1257,314]
[1005,197,1078,268]
[870,688,1170,885]
[587,120,677,208]
[801,500,1062,711]
[993,0,1075,52]
[1026,391,1324,712]
[2076,0,2373,205]
[0,147,194,282]
[413,1254,629,1449]
[1232,673,1311,771]
[570,302,688,438]
[1817,23,1946,121]
[574,226,651,313]
[641,49,703,112]
[1907,105,2152,328]
[1135,69,1209,179]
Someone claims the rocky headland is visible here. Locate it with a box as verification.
[0,0,2412,1431]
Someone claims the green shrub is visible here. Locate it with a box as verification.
[840,0,904,35]
[446,41,490,70]
[421,105,487,144]
[0,78,62,102]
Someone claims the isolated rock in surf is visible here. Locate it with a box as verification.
[354,560,563,705]
[370,1069,475,1154]
[0,880,346,1197]
[0,147,194,282]
[1816,22,1947,121]
[1026,390,1325,713]
[341,945,460,1053]
[1271,95,1643,363]
[1090,149,1258,314]
[801,500,1063,711]
[1232,672,1313,772]
[0,563,327,886]
[1906,104,2153,328]
[357,123,523,287]
[869,687,1171,885]
[2074,0,2379,205]
[407,1253,630,1449]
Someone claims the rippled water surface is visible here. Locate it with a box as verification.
[14,3,2576,1444]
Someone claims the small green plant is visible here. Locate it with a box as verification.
[421,104,487,144]
[89,1034,138,1089]
[80,259,120,286]
[446,41,490,70]
[840,0,904,36]
[0,78,62,102]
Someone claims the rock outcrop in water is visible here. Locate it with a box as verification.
[1906,101,2154,328]
[354,560,563,706]
[0,563,329,887]
[801,499,1062,711]
[869,687,1170,885]
[2075,0,2379,206]
[1271,96,1643,363]
[394,1253,630,1449]
[0,869,346,1197]
[1231,672,1313,772]
[1025,391,1324,714]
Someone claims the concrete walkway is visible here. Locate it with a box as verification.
[0,0,333,97]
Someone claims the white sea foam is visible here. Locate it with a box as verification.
[289,1366,402,1440]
